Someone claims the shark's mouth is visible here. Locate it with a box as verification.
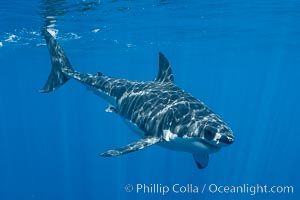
[201,139,221,152]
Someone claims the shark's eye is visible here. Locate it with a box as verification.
[204,129,215,141]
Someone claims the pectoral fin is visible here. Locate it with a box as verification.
[100,137,161,157]
[193,153,209,169]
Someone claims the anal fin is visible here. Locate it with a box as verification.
[100,137,161,157]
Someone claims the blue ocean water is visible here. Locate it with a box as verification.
[0,0,299,199]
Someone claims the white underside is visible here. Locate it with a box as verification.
[159,137,220,154]
[122,118,146,137]
[87,85,117,106]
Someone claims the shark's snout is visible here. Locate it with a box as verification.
[202,125,234,148]
[219,134,234,145]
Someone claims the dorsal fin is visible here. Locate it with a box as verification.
[155,52,174,83]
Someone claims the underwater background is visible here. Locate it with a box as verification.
[0,0,299,199]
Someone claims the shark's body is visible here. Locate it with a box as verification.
[41,29,234,169]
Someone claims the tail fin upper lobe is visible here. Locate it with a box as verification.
[40,29,74,93]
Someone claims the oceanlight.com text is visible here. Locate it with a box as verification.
[206,183,294,195]
[124,183,294,196]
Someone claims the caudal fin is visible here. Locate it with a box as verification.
[40,28,74,93]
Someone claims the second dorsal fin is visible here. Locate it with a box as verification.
[155,52,174,83]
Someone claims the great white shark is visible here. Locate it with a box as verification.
[40,29,234,169]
